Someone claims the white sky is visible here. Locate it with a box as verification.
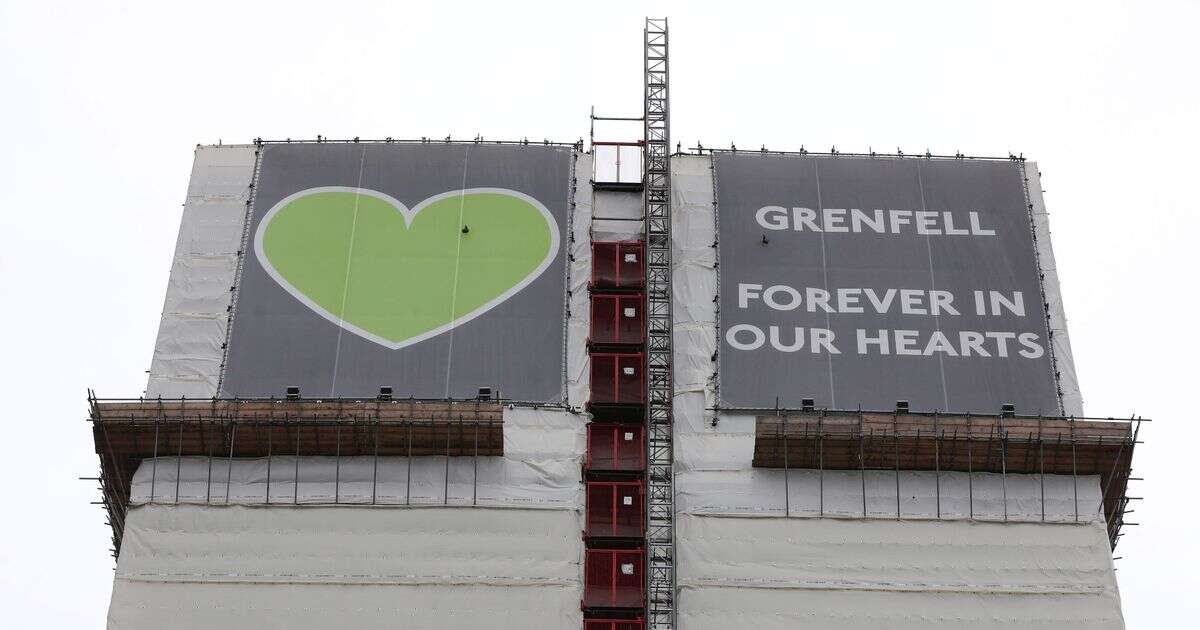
[1,0,1195,626]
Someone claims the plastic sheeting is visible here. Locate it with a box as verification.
[567,152,593,408]
[145,145,256,398]
[676,468,1104,523]
[591,190,643,242]
[128,407,585,509]
[109,504,583,630]
[1026,163,1083,416]
[678,514,1123,629]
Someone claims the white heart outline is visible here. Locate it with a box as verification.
[253,185,561,350]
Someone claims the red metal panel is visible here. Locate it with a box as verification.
[584,620,644,630]
[590,353,644,405]
[592,242,645,289]
[586,481,644,538]
[614,294,644,345]
[583,549,645,609]
[591,294,644,345]
[586,424,644,472]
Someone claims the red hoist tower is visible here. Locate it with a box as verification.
[581,17,672,630]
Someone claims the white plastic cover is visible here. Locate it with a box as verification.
[591,190,643,242]
[109,504,583,629]
[145,145,256,398]
[1026,163,1083,416]
[567,152,593,408]
[128,407,585,509]
[678,514,1123,629]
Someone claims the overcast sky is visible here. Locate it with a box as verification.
[1,1,1195,626]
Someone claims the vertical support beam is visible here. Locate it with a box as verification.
[643,16,675,630]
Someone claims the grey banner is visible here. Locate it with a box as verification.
[715,154,1061,414]
[220,143,571,401]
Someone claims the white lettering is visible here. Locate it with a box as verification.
[1018,332,1045,359]
[894,330,921,355]
[806,287,834,313]
[986,331,1016,357]
[770,326,806,352]
[755,206,790,230]
[727,324,766,350]
[930,290,959,316]
[823,208,849,232]
[923,331,959,356]
[837,288,864,313]
[737,283,762,309]
[812,328,841,354]
[763,284,802,311]
[851,209,885,233]
[943,211,969,236]
[899,289,927,315]
[857,329,890,354]
[889,210,913,233]
[793,207,821,232]
[970,211,997,236]
[915,211,942,235]
[960,331,990,357]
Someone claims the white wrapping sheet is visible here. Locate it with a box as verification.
[566,152,592,408]
[129,407,585,509]
[109,504,583,630]
[145,145,256,398]
[678,514,1123,629]
[591,189,643,242]
[1026,163,1083,416]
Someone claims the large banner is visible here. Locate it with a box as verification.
[221,143,570,401]
[715,154,1062,414]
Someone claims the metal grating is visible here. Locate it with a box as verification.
[642,17,675,630]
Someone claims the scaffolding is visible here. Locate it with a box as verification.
[88,395,508,557]
[746,408,1143,548]
[643,16,675,630]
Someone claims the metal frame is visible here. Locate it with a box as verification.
[87,394,512,558]
[642,17,675,630]
[744,407,1144,549]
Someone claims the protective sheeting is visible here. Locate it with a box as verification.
[678,514,1123,629]
[591,189,644,242]
[676,469,1103,523]
[566,152,592,408]
[109,504,583,630]
[128,407,585,508]
[145,145,256,398]
[672,156,719,401]
[1026,163,1083,416]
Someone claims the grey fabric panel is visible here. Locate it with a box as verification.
[220,143,571,401]
[715,153,1061,414]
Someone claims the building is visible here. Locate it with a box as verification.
[88,18,1141,630]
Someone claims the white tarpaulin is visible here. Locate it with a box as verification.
[109,504,583,630]
[567,152,593,408]
[1026,163,1083,416]
[128,407,585,508]
[678,514,1123,629]
[145,145,256,398]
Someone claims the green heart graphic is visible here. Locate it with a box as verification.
[253,186,559,349]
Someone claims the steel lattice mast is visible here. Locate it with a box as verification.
[643,16,675,630]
